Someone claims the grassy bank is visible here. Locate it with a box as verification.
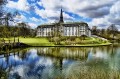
[18,37,112,47]
[0,37,111,47]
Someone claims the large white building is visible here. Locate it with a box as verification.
[37,9,91,37]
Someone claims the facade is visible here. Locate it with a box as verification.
[37,9,91,37]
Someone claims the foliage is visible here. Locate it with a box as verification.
[53,37,61,45]
[80,35,88,40]
[91,26,97,35]
[91,24,119,43]
[68,36,76,41]
[0,24,36,37]
[75,38,81,43]
[107,24,118,38]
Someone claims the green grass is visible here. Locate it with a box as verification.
[0,37,54,46]
[19,37,54,46]
[0,37,111,47]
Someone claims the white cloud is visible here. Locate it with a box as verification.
[110,1,120,14]
[14,15,26,23]
[35,7,74,22]
[38,0,116,18]
[39,0,61,10]
[5,0,120,30]
[108,1,120,25]
[36,0,119,29]
[20,15,26,20]
[88,0,120,30]
[6,0,30,11]
[28,23,37,28]
[30,17,39,22]
[88,17,110,29]
[7,15,27,26]
[37,1,42,6]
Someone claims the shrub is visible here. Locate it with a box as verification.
[75,38,80,43]
[80,35,88,40]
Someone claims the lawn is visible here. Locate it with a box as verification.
[0,37,54,46]
[19,37,54,46]
[0,37,111,47]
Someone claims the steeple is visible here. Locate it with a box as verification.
[59,8,64,23]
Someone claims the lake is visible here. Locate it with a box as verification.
[0,45,120,79]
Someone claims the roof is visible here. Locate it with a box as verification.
[62,22,88,27]
[37,23,55,28]
[37,21,88,28]
[62,21,87,24]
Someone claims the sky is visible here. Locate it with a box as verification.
[4,0,120,30]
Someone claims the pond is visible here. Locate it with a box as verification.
[0,45,120,79]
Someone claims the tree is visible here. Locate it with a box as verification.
[100,29,106,36]
[0,11,20,36]
[92,26,97,35]
[47,22,62,44]
[80,35,87,40]
[53,37,61,45]
[17,22,34,37]
[2,26,10,38]
[107,24,118,39]
[18,22,28,37]
[0,0,7,25]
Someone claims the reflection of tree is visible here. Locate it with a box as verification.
[50,57,63,79]
[53,58,63,70]
[20,49,27,60]
[4,49,10,66]
[52,47,61,56]
[92,47,97,54]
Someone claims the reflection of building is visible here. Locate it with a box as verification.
[37,47,89,60]
[37,9,91,37]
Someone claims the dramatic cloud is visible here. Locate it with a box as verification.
[38,0,116,18]
[5,0,120,30]
[35,7,74,23]
[88,0,120,30]
[108,1,120,25]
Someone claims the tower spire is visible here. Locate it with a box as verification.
[59,7,64,23]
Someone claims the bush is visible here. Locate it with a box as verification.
[75,38,81,43]
[48,37,54,42]
[69,36,76,41]
[60,36,70,41]
[80,35,88,40]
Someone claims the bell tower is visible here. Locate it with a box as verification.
[59,8,64,23]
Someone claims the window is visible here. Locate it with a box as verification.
[64,31,67,36]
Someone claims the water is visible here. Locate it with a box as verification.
[0,45,120,79]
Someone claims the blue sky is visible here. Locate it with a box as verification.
[4,0,120,30]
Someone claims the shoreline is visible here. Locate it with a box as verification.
[0,43,112,50]
[25,43,112,47]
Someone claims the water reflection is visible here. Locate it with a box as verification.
[0,46,120,79]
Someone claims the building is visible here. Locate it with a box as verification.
[37,9,91,37]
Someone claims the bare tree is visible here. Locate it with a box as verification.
[92,26,97,35]
[107,24,118,39]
